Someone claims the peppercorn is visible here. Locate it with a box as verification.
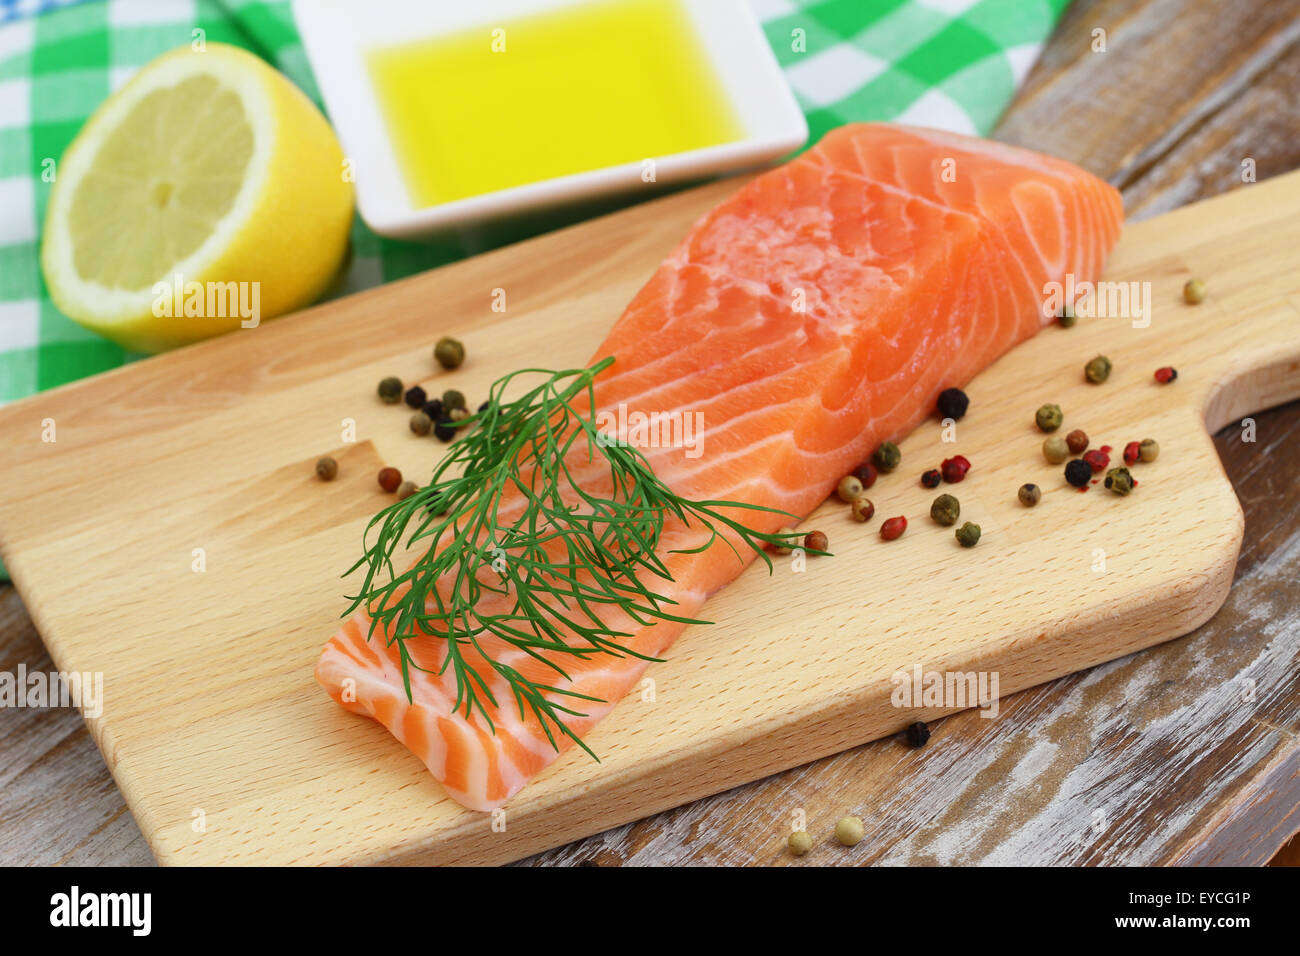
[1065,428,1089,455]
[930,493,960,526]
[433,419,457,442]
[834,815,865,847]
[1139,438,1160,462]
[409,411,432,436]
[852,461,878,489]
[442,389,466,411]
[315,456,338,481]
[787,831,814,856]
[477,400,491,414]
[1123,441,1141,465]
[1085,355,1112,384]
[1042,435,1069,464]
[936,387,969,420]
[1065,459,1091,488]
[1083,448,1109,473]
[772,527,799,555]
[955,521,981,548]
[1104,467,1134,495]
[850,496,875,522]
[1057,304,1077,328]
[397,480,419,500]
[378,466,402,493]
[880,516,907,540]
[1035,403,1063,432]
[940,455,970,483]
[836,474,863,502]
[421,398,445,422]
[449,406,470,427]
[905,721,931,748]
[404,385,427,409]
[434,336,465,369]
[804,530,828,553]
[872,441,901,472]
[1183,278,1206,304]
[378,376,403,404]
[921,468,941,489]
[1018,483,1041,506]
[1155,366,1178,384]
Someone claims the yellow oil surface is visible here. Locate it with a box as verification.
[367,0,744,208]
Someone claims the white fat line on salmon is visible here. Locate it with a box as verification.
[890,664,999,718]
[0,664,102,719]
[151,273,261,328]
[49,886,150,937]
[594,404,705,459]
[1042,275,1152,329]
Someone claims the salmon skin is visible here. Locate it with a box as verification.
[317,124,1123,811]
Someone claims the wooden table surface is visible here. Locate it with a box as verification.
[2,0,1298,866]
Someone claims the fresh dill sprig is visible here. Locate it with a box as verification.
[343,357,803,757]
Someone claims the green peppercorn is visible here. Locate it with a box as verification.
[836,474,863,502]
[1104,467,1134,495]
[1042,435,1069,464]
[787,830,814,856]
[955,522,981,547]
[872,441,901,472]
[434,336,466,369]
[449,406,470,427]
[1183,278,1206,305]
[772,527,798,555]
[834,815,865,847]
[1057,304,1077,328]
[1085,355,1112,384]
[315,456,338,481]
[1035,403,1063,432]
[378,376,403,403]
[930,493,960,526]
[1018,483,1041,506]
[442,388,466,411]
[1139,438,1160,462]
[849,496,875,523]
[409,411,432,436]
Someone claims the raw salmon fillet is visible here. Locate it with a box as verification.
[317,124,1123,810]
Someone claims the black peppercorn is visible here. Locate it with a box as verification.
[404,385,427,409]
[905,721,930,748]
[936,387,969,420]
[433,419,457,442]
[421,399,445,422]
[1065,458,1091,488]
[921,468,942,488]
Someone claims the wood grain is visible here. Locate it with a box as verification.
[3,0,1300,867]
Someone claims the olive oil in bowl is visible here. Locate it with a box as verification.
[366,0,745,209]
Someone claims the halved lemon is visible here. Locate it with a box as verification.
[42,43,354,353]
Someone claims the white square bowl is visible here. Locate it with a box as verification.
[293,0,808,239]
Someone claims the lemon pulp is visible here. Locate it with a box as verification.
[67,76,254,290]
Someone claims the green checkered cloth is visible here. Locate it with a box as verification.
[0,0,1067,406]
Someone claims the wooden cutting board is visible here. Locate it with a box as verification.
[2,170,1299,866]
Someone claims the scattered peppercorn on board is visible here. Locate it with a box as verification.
[1,171,1299,867]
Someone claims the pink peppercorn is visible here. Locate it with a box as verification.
[940,455,971,483]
